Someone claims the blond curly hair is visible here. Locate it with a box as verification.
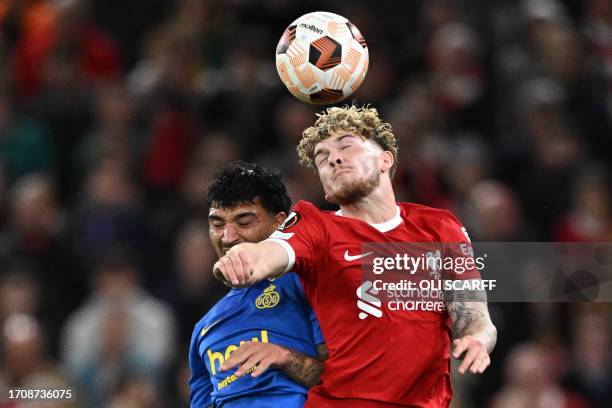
[297,105,398,178]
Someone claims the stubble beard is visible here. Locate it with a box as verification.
[328,170,380,205]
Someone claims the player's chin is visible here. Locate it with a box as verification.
[324,191,340,204]
[332,175,355,188]
[333,187,368,205]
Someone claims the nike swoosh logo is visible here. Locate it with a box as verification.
[200,319,223,338]
[344,250,373,262]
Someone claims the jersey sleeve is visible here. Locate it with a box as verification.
[188,325,213,408]
[265,201,327,278]
[439,210,481,280]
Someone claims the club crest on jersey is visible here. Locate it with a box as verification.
[277,211,301,231]
[255,284,280,309]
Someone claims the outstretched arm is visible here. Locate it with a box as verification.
[445,280,497,375]
[220,342,327,388]
[213,240,289,287]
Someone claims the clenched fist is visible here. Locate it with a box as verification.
[213,246,255,287]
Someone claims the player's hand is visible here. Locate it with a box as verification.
[452,335,490,374]
[219,342,291,378]
[213,247,253,287]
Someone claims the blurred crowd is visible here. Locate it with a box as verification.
[0,0,611,407]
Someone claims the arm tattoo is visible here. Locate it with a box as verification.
[445,281,497,353]
[281,346,325,388]
[316,344,329,362]
[447,292,485,334]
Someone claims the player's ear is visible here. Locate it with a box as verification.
[273,212,287,229]
[379,151,394,174]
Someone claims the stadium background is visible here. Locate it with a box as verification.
[0,0,610,407]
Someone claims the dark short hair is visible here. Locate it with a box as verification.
[206,161,291,215]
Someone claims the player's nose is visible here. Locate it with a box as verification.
[328,150,343,166]
[221,225,240,246]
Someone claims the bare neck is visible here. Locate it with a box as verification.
[338,178,397,224]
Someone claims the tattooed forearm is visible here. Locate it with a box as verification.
[445,283,497,353]
[316,344,328,362]
[281,347,325,388]
[448,292,484,334]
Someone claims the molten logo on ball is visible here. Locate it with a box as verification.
[276,11,369,104]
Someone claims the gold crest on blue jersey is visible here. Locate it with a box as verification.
[255,284,280,309]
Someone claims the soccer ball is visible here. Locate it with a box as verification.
[276,11,369,105]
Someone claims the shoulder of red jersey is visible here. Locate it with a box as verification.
[276,200,324,232]
[398,202,458,222]
[291,200,320,215]
[399,202,471,242]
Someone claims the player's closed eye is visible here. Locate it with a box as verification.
[211,221,225,228]
[234,214,256,227]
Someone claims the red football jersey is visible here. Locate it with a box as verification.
[267,201,480,408]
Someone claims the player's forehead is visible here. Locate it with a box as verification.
[208,199,267,221]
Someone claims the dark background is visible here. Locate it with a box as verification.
[0,0,611,407]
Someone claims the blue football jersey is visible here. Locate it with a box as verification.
[189,272,324,408]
